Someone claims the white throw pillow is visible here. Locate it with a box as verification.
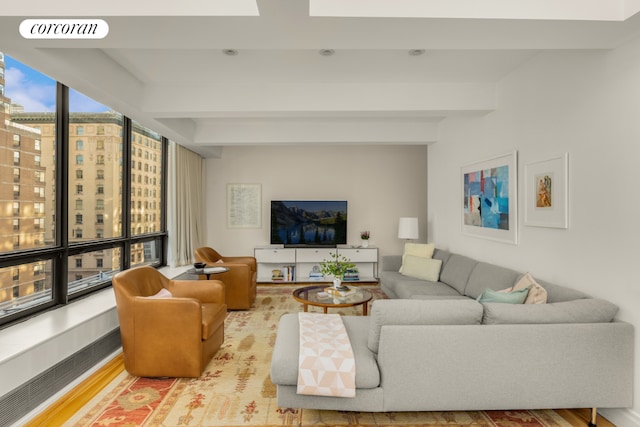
[401,255,442,281]
[144,288,173,299]
[513,272,547,304]
[399,243,435,273]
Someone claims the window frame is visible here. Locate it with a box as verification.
[0,81,168,327]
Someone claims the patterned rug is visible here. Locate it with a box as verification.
[64,286,571,427]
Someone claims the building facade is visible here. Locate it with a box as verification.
[0,54,163,307]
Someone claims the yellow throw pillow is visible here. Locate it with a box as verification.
[404,243,435,258]
[513,272,548,304]
[400,255,443,281]
[399,243,435,273]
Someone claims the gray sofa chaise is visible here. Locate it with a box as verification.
[270,248,634,416]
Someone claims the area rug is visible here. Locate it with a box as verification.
[64,286,571,427]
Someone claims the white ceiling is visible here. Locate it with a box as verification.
[2,0,640,157]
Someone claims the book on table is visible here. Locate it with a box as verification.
[324,286,357,297]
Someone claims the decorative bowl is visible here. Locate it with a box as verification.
[193,262,206,269]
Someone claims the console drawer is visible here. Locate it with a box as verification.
[338,248,377,262]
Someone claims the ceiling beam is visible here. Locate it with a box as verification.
[142,82,497,117]
[310,0,640,21]
[193,117,442,145]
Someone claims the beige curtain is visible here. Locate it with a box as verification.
[168,142,206,266]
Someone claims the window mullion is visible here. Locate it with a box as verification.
[121,117,132,271]
[54,82,69,305]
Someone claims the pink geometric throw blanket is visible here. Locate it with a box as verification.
[297,312,356,398]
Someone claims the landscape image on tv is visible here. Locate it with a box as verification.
[270,200,347,246]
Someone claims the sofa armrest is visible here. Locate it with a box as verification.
[168,279,225,304]
[381,255,402,272]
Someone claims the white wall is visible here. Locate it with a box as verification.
[429,45,640,424]
[205,145,428,262]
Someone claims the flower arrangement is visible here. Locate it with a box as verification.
[360,230,370,240]
[319,252,357,279]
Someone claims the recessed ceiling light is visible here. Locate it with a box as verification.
[409,49,426,56]
[223,49,239,56]
[318,49,335,56]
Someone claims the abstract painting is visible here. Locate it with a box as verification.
[524,153,569,228]
[462,151,518,244]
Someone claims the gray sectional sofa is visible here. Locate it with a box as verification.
[270,248,634,415]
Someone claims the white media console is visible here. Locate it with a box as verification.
[254,246,378,283]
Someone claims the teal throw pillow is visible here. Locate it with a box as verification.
[476,287,530,304]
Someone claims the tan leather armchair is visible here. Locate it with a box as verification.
[194,247,257,310]
[112,265,227,378]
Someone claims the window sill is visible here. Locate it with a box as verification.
[0,264,191,399]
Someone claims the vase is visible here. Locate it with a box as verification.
[333,277,342,289]
[361,239,369,248]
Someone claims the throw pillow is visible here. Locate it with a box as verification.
[400,255,443,281]
[513,272,548,304]
[399,243,435,273]
[476,287,530,304]
[145,288,172,299]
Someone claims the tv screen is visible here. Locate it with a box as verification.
[270,200,347,246]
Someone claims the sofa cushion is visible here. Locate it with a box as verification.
[270,313,380,389]
[399,243,435,273]
[380,271,461,299]
[395,278,463,299]
[432,248,451,267]
[401,256,442,281]
[481,298,619,325]
[476,287,530,304]
[464,262,521,299]
[512,272,547,304]
[533,278,589,303]
[409,294,470,300]
[439,254,478,295]
[367,299,483,353]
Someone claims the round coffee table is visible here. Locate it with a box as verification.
[292,285,373,315]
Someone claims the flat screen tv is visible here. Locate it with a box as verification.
[270,200,347,247]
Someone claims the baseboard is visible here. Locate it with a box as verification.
[22,353,124,427]
[600,408,640,427]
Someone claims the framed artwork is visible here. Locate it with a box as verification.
[227,183,262,228]
[524,153,569,229]
[462,151,518,244]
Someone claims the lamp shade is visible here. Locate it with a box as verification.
[398,217,419,239]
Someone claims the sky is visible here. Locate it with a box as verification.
[4,54,110,113]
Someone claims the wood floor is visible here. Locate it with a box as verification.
[24,353,617,427]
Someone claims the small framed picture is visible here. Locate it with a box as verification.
[524,153,569,229]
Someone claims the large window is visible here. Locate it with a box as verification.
[0,53,167,325]
[68,93,123,244]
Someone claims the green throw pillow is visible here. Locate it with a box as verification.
[476,287,530,304]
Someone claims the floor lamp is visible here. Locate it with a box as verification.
[398,217,419,241]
